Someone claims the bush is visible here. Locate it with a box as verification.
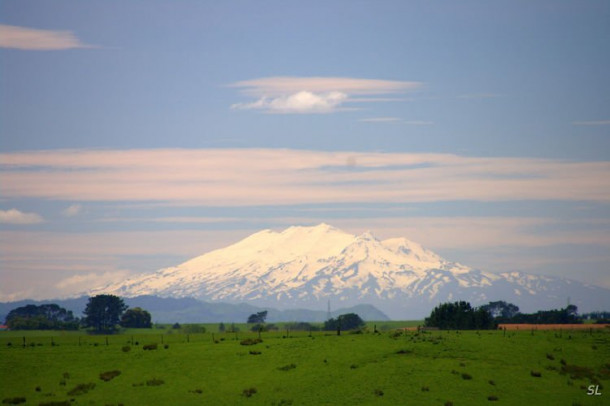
[240,338,262,346]
[143,343,158,350]
[99,370,121,382]
[374,389,384,397]
[249,350,262,355]
[146,378,164,386]
[461,373,472,380]
[242,387,257,397]
[277,363,296,371]
[39,402,70,406]
[488,395,499,401]
[1,398,26,405]
[546,353,555,360]
[67,383,96,396]
[530,371,542,378]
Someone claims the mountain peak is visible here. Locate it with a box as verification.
[89,223,610,319]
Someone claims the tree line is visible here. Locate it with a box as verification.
[4,295,151,332]
[424,300,586,330]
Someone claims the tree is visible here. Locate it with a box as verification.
[120,307,152,328]
[480,301,520,319]
[247,311,268,324]
[83,295,127,333]
[218,322,226,333]
[425,301,496,330]
[324,313,365,331]
[5,304,79,330]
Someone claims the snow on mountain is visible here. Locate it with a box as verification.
[90,223,610,319]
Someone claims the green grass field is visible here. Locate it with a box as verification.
[1,326,608,405]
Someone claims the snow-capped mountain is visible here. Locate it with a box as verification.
[90,223,610,319]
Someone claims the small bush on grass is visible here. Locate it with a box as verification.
[164,344,169,349]
[99,370,121,382]
[350,364,358,369]
[488,395,499,401]
[121,346,131,353]
[242,387,257,397]
[444,402,454,406]
[39,401,70,406]
[373,389,384,397]
[396,349,412,355]
[146,378,164,386]
[67,383,95,396]
[461,373,472,380]
[189,389,203,394]
[2,397,26,405]
[240,338,262,346]
[249,350,261,355]
[277,363,296,371]
[546,353,555,360]
[143,343,157,350]
[421,386,430,392]
[530,371,542,378]
[488,380,495,386]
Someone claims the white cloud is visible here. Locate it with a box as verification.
[230,76,422,114]
[0,208,44,224]
[359,117,402,122]
[232,91,348,114]
[0,24,93,50]
[55,271,130,292]
[1,148,609,205]
[62,203,82,217]
[572,120,610,126]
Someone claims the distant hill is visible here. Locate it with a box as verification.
[0,295,389,324]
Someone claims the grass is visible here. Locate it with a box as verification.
[0,326,608,405]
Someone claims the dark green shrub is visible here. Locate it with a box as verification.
[488,380,495,386]
[67,383,95,396]
[164,344,169,349]
[143,343,157,350]
[461,373,472,380]
[242,387,257,397]
[1,397,26,405]
[249,350,261,355]
[488,395,499,401]
[421,386,430,392]
[240,338,262,346]
[530,371,542,378]
[121,346,131,352]
[35,386,41,392]
[146,378,164,386]
[39,401,70,406]
[444,402,454,406]
[277,363,296,371]
[99,370,121,382]
[190,389,203,394]
[374,389,384,397]
[546,353,555,360]
[396,349,412,355]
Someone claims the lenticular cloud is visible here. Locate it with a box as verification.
[232,91,348,114]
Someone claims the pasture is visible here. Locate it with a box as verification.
[1,325,608,405]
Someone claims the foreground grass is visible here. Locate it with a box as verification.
[1,327,608,405]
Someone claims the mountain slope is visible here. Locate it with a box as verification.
[90,223,610,319]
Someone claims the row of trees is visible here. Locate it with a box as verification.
[425,300,585,330]
[5,295,152,332]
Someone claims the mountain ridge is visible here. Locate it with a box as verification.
[88,223,610,319]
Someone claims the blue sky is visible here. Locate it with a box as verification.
[1,1,609,301]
